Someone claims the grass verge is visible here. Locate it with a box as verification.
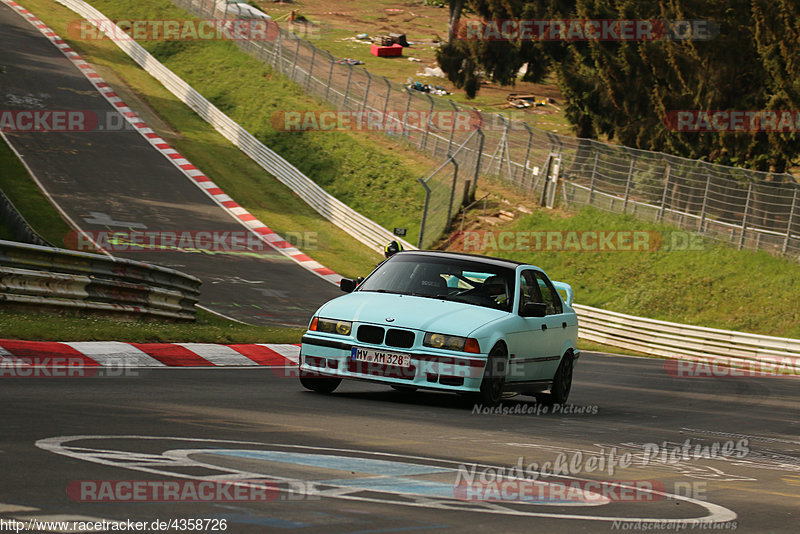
[0,308,303,343]
[0,136,74,246]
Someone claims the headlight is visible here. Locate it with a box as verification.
[424,332,480,353]
[310,317,352,336]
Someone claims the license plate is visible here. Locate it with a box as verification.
[350,347,411,368]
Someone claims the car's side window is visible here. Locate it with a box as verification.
[518,270,544,313]
[534,271,563,315]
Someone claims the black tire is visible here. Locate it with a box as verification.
[477,343,508,407]
[536,352,574,406]
[299,369,341,394]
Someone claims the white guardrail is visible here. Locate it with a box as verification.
[0,240,200,321]
[55,0,414,255]
[575,304,800,374]
[50,0,800,372]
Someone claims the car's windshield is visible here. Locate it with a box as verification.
[358,254,516,312]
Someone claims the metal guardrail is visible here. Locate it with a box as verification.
[0,240,200,321]
[575,303,800,373]
[55,0,414,255]
[0,187,51,247]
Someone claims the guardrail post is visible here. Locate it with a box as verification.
[783,188,798,253]
[658,163,671,221]
[623,159,634,213]
[699,171,712,232]
[447,160,460,222]
[738,181,753,250]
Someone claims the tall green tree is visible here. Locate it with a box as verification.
[437,0,800,172]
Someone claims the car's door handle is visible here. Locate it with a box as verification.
[541,324,547,331]
[562,322,567,328]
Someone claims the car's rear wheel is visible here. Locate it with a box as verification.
[477,343,507,407]
[536,352,573,406]
[299,369,341,394]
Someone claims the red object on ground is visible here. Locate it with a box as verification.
[370,43,403,57]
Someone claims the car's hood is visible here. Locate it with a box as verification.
[316,291,507,336]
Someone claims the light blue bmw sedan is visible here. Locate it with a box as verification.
[299,250,579,406]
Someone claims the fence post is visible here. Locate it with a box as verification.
[472,127,485,194]
[521,122,533,186]
[588,152,598,204]
[272,29,282,70]
[418,178,432,249]
[658,163,671,221]
[783,188,798,253]
[383,77,392,124]
[738,181,753,250]
[623,159,634,213]
[447,100,459,156]
[344,64,353,109]
[324,52,334,101]
[306,44,316,91]
[421,94,434,151]
[402,88,412,138]
[447,160,459,222]
[361,70,372,115]
[699,170,712,232]
[290,35,301,80]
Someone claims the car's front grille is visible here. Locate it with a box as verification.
[357,325,384,344]
[385,329,415,348]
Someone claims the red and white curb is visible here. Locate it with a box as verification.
[2,0,341,285]
[0,339,299,368]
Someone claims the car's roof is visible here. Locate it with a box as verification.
[393,250,533,270]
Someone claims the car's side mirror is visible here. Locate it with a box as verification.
[520,302,547,317]
[340,278,357,293]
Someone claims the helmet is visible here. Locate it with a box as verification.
[384,240,404,258]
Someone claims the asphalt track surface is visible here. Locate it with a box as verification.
[1,353,798,533]
[0,2,341,327]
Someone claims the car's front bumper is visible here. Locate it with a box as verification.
[300,334,487,391]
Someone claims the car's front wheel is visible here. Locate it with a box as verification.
[536,352,573,406]
[477,343,507,407]
[299,369,341,394]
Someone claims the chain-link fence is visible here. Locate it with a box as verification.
[172,0,800,258]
